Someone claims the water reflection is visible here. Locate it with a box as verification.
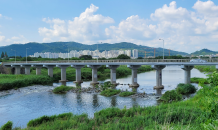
[0,66,207,127]
[156,89,162,96]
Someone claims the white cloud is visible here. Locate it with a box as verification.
[38,1,218,53]
[39,4,114,43]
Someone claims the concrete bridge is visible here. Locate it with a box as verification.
[3,59,218,89]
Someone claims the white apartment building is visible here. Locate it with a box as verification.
[132,49,138,59]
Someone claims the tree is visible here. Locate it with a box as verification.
[117,54,130,59]
[38,56,42,58]
[1,52,3,58]
[79,55,92,60]
[4,52,8,58]
[137,57,143,59]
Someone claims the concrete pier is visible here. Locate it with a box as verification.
[12,65,21,75]
[32,65,43,75]
[127,65,141,87]
[44,65,56,77]
[87,65,102,85]
[106,65,120,85]
[152,65,166,89]
[22,65,31,75]
[71,65,85,84]
[181,65,194,84]
[57,65,70,86]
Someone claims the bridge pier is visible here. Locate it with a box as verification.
[32,65,43,75]
[106,65,120,85]
[44,65,56,77]
[87,65,102,85]
[71,65,85,84]
[127,65,141,88]
[57,65,70,86]
[22,65,31,75]
[181,65,194,84]
[152,65,166,89]
[12,65,21,75]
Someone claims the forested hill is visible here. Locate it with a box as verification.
[0,42,188,57]
[190,49,218,56]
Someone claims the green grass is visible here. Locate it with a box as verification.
[191,77,209,84]
[119,91,135,97]
[160,90,182,103]
[195,65,217,72]
[52,85,73,93]
[100,89,121,97]
[0,74,53,91]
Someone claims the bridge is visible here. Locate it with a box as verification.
[2,59,218,89]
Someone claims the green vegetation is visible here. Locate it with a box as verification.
[195,65,217,72]
[4,71,218,129]
[160,90,182,103]
[117,54,131,59]
[100,89,121,97]
[0,74,53,91]
[27,113,72,127]
[79,55,92,60]
[191,77,209,84]
[176,83,197,94]
[119,91,135,97]
[0,121,12,130]
[52,85,73,93]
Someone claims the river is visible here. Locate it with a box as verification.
[0,66,207,128]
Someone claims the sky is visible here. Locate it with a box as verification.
[0,0,218,53]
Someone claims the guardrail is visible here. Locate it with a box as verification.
[3,58,218,64]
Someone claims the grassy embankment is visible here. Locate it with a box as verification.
[3,71,218,129]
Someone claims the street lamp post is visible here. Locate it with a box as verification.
[26,48,31,63]
[11,49,16,63]
[159,39,164,59]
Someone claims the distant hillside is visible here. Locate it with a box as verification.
[190,49,218,56]
[0,42,188,57]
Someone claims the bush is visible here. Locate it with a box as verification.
[176,83,197,94]
[53,85,73,93]
[100,89,121,97]
[119,91,135,97]
[160,90,182,103]
[0,121,13,130]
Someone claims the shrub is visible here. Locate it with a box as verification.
[176,83,197,94]
[100,89,121,97]
[119,91,135,97]
[53,85,73,93]
[0,121,13,130]
[160,90,182,103]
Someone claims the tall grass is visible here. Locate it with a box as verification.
[0,74,53,91]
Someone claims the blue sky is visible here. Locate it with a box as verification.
[0,0,218,53]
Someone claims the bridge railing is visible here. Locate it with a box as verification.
[3,58,218,64]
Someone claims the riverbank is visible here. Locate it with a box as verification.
[195,65,217,72]
[0,75,53,91]
[4,72,217,129]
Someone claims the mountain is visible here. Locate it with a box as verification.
[190,49,218,56]
[0,42,188,57]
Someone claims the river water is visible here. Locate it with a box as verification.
[0,66,207,128]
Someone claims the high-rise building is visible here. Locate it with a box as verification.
[125,50,131,57]
[132,49,138,58]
